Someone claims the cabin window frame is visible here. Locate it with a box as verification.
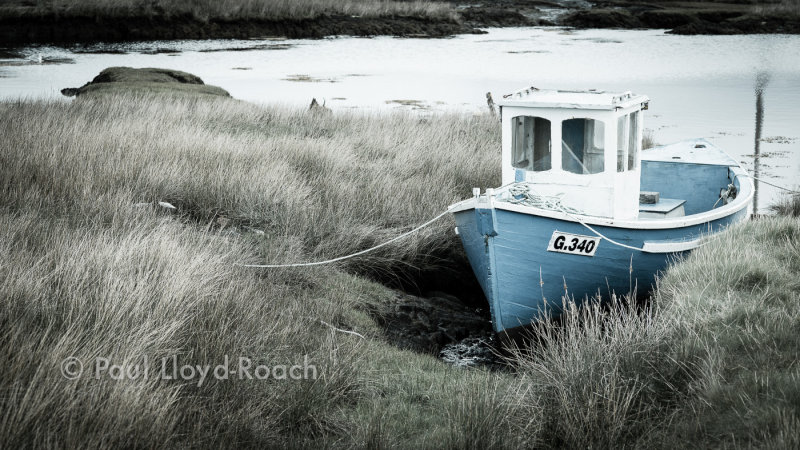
[616,115,629,173]
[561,118,605,175]
[628,111,640,170]
[511,115,552,172]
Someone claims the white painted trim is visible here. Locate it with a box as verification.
[449,168,753,230]
[641,238,703,253]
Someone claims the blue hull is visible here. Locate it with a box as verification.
[453,206,748,333]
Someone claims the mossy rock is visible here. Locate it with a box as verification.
[62,67,230,97]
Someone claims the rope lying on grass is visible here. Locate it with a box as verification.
[240,210,451,268]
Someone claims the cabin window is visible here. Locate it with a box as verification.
[628,111,640,170]
[562,118,605,174]
[616,115,629,172]
[511,116,551,171]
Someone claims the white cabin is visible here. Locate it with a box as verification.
[498,87,649,220]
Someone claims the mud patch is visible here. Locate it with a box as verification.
[507,50,550,54]
[140,48,182,55]
[760,136,796,144]
[0,56,75,66]
[365,290,492,354]
[0,48,23,59]
[385,99,429,110]
[284,74,338,83]
[199,43,294,52]
[572,37,623,44]
[71,47,129,55]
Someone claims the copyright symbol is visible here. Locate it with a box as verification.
[61,356,83,380]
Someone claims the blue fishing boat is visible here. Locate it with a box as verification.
[448,87,753,335]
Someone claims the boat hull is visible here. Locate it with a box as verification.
[453,205,748,333]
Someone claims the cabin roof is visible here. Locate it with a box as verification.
[497,87,649,111]
[642,139,740,167]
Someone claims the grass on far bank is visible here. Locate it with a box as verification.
[0,0,457,21]
[1,89,799,448]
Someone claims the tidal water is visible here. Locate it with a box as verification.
[2,27,798,211]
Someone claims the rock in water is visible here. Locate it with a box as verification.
[61,67,230,97]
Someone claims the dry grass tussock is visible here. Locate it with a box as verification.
[2,91,799,447]
[770,192,800,217]
[1,0,458,21]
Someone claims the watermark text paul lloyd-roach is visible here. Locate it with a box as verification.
[60,355,318,386]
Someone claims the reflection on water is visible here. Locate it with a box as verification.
[753,72,770,214]
[1,28,798,208]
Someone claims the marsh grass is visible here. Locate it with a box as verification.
[650,216,800,448]
[0,92,503,447]
[769,192,800,217]
[1,0,458,21]
[2,90,799,447]
[642,128,657,149]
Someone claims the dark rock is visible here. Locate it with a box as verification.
[61,67,230,98]
[60,87,79,97]
[562,9,643,29]
[89,67,204,85]
[460,7,534,27]
[638,10,697,29]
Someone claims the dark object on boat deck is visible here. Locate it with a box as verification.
[639,191,660,204]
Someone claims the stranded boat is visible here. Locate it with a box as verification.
[448,87,753,335]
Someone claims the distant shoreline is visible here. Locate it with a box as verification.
[2,0,799,46]
[0,14,477,45]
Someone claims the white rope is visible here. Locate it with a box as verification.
[505,183,582,214]
[501,182,645,251]
[554,204,646,251]
[241,210,451,268]
[740,174,799,193]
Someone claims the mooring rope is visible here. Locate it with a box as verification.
[741,174,800,194]
[500,182,646,251]
[241,210,451,268]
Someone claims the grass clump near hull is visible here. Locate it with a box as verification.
[770,192,800,217]
[63,66,230,97]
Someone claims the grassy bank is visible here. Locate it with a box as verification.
[0,0,473,44]
[2,88,799,448]
[0,0,457,21]
[564,0,800,34]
